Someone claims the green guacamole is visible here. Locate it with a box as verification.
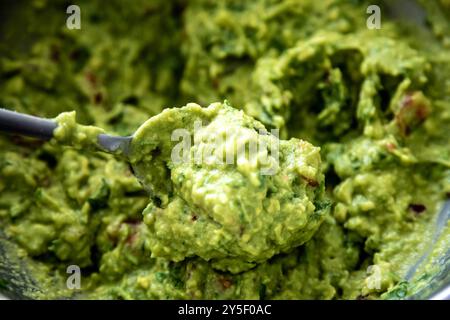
[0,0,449,300]
[51,101,328,274]
[129,102,327,273]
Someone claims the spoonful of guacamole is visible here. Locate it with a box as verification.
[0,102,328,273]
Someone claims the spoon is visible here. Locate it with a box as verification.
[0,105,326,273]
[0,108,132,155]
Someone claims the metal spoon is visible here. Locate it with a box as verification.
[0,108,132,155]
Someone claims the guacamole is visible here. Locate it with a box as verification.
[129,102,327,273]
[50,101,328,274]
[0,0,449,300]
[53,111,106,151]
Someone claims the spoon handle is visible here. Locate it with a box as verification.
[0,108,57,141]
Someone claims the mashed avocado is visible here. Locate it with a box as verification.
[53,111,106,151]
[51,101,328,274]
[129,102,327,273]
[0,0,449,300]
